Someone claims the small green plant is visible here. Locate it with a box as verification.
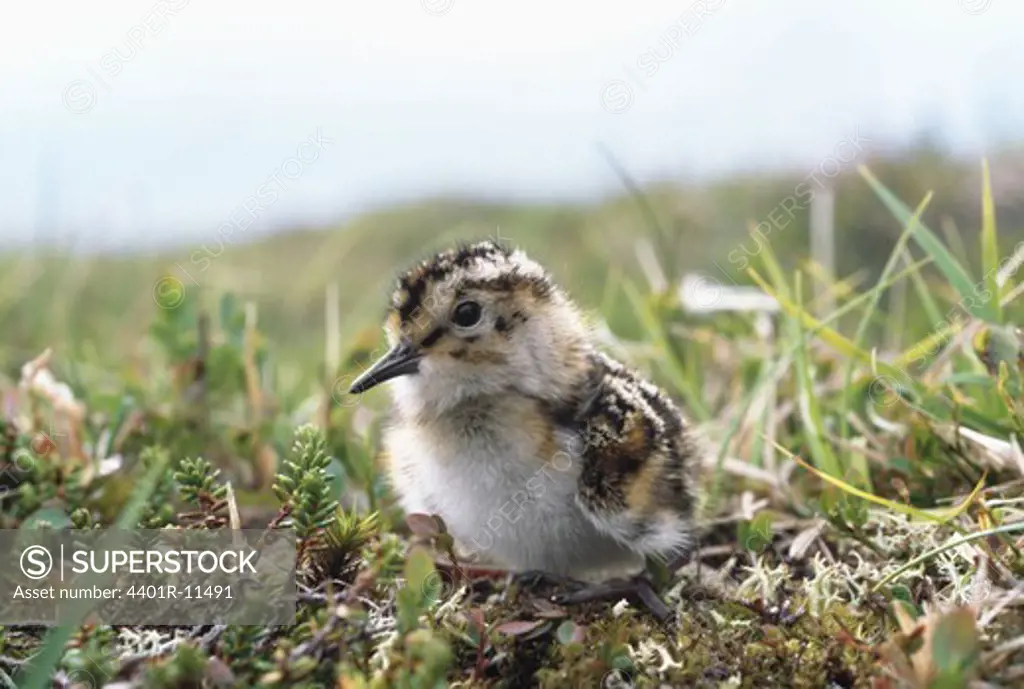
[173,455,230,528]
[306,508,381,582]
[57,634,117,689]
[142,643,208,688]
[218,625,266,680]
[137,446,178,528]
[174,456,228,507]
[273,424,340,545]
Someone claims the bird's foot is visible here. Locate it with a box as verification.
[508,569,584,591]
[551,573,673,623]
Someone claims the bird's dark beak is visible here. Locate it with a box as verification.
[348,341,422,394]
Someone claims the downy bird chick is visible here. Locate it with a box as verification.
[349,240,701,619]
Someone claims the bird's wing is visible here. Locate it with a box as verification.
[568,354,700,559]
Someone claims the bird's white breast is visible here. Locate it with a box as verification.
[384,396,642,579]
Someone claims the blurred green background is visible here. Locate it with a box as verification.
[4,143,1021,376]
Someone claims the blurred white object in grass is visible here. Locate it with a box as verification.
[679,273,779,315]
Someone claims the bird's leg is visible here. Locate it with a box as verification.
[508,569,584,591]
[551,573,672,623]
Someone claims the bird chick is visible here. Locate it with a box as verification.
[349,240,702,617]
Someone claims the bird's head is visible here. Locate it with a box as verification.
[349,240,593,415]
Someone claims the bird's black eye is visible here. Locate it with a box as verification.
[452,300,482,328]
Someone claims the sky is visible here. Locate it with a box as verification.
[1,0,1022,251]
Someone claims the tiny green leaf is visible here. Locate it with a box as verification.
[404,546,436,595]
[931,607,981,677]
[555,620,584,645]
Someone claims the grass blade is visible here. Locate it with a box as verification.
[789,271,845,480]
[622,279,709,421]
[859,165,997,323]
[896,323,965,368]
[839,193,932,459]
[748,268,909,383]
[872,521,1024,592]
[980,159,1002,323]
[790,453,986,524]
[705,354,790,516]
[902,248,945,327]
[706,258,934,512]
